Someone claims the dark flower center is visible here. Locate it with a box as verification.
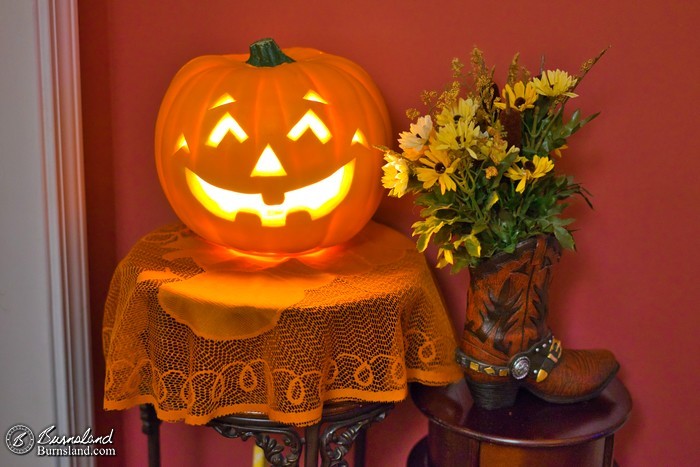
[524,160,536,171]
[435,162,446,174]
[514,97,526,107]
[415,133,422,139]
[453,114,462,122]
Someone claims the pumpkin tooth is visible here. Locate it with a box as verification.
[285,210,314,227]
[260,190,286,206]
[234,211,263,227]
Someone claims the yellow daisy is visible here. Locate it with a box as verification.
[433,119,482,158]
[532,70,578,98]
[436,97,479,127]
[505,155,554,193]
[381,153,410,197]
[494,81,538,112]
[416,149,459,194]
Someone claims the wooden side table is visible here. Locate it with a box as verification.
[408,378,631,467]
[141,401,392,467]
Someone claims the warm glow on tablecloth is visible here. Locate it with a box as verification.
[103,222,461,426]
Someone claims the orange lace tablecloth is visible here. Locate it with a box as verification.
[103,221,461,426]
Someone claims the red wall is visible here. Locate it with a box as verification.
[79,1,700,465]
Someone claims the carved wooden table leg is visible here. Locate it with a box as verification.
[133,402,394,466]
[304,423,320,467]
[354,428,367,467]
[208,414,303,466]
[319,403,393,467]
[140,404,162,467]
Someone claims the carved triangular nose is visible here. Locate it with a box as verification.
[250,144,287,177]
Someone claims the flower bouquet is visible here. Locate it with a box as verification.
[381,48,620,409]
[381,48,607,273]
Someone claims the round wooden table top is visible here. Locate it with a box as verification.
[410,378,632,448]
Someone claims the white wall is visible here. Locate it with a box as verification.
[0,1,92,465]
[0,1,58,463]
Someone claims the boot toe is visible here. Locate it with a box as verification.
[524,348,619,404]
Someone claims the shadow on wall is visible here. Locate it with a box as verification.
[77,1,123,465]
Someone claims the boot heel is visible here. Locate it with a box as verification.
[466,379,519,409]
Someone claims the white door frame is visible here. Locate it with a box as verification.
[0,1,93,465]
[37,0,94,455]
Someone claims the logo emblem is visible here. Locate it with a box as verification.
[5,424,35,455]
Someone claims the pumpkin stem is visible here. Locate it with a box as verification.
[246,38,295,67]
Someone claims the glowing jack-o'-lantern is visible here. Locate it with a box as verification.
[155,38,391,255]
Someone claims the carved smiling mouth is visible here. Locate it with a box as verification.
[185,159,356,227]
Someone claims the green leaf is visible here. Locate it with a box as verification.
[551,217,574,227]
[434,228,451,245]
[411,220,428,233]
[471,223,488,235]
[416,233,431,252]
[452,256,470,274]
[553,226,575,250]
[570,109,581,126]
[562,110,599,138]
[465,234,482,257]
[485,191,499,210]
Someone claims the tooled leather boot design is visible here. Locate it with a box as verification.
[457,235,619,409]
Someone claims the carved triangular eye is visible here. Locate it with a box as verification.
[303,90,327,104]
[287,110,331,143]
[351,129,368,147]
[175,134,190,153]
[210,93,236,109]
[207,113,248,146]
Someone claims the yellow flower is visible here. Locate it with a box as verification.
[552,144,568,158]
[505,155,555,193]
[398,115,433,160]
[436,97,478,127]
[402,148,423,161]
[485,166,498,179]
[381,153,410,197]
[433,119,482,158]
[479,133,519,165]
[416,149,459,194]
[437,247,455,267]
[494,81,538,112]
[533,70,578,98]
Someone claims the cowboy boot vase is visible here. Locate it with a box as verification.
[457,235,619,410]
